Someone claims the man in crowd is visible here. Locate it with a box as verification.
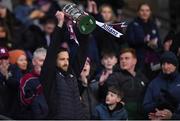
[143,51,180,120]
[19,48,48,119]
[40,11,89,119]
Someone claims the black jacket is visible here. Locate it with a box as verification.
[0,65,22,118]
[41,24,89,119]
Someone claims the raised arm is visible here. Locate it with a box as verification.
[40,11,68,98]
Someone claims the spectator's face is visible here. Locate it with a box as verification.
[40,3,51,13]
[162,62,176,74]
[0,58,9,73]
[106,91,121,105]
[16,55,28,71]
[163,40,173,51]
[57,51,69,72]
[101,6,113,22]
[138,4,151,21]
[81,59,91,76]
[0,58,9,65]
[119,52,137,71]
[44,23,56,35]
[33,54,46,75]
[101,55,117,70]
[0,27,6,38]
[0,7,7,18]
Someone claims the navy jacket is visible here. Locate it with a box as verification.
[127,17,160,48]
[93,103,128,120]
[143,72,180,119]
[126,17,161,69]
[20,71,48,119]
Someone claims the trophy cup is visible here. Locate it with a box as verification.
[62,3,96,34]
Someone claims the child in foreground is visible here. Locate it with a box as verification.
[93,86,128,120]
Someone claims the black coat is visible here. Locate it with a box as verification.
[41,24,89,119]
[49,69,84,119]
[0,65,22,118]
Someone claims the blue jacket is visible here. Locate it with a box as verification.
[143,72,180,119]
[127,17,160,48]
[93,103,128,120]
[14,4,37,26]
[126,17,161,69]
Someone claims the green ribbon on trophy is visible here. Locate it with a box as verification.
[62,3,124,37]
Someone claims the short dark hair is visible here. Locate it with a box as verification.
[101,49,117,59]
[57,47,69,55]
[119,48,137,58]
[40,16,57,25]
[108,86,124,98]
[163,31,175,44]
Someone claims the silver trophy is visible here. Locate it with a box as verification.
[62,3,96,34]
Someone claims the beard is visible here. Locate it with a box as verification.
[61,64,68,71]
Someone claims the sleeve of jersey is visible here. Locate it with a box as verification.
[20,75,38,105]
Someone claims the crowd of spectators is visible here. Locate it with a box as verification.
[0,0,180,120]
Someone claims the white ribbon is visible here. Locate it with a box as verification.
[96,21,123,38]
[72,20,124,38]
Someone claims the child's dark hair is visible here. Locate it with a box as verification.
[163,31,175,44]
[101,49,117,59]
[108,86,124,98]
[40,16,57,25]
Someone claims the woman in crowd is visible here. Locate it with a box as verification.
[9,49,29,75]
[126,3,162,80]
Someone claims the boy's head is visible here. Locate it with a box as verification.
[101,50,117,70]
[105,86,124,105]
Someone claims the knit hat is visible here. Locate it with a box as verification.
[0,47,9,59]
[161,51,178,67]
[8,50,26,64]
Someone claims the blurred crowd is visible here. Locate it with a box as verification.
[0,0,180,120]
